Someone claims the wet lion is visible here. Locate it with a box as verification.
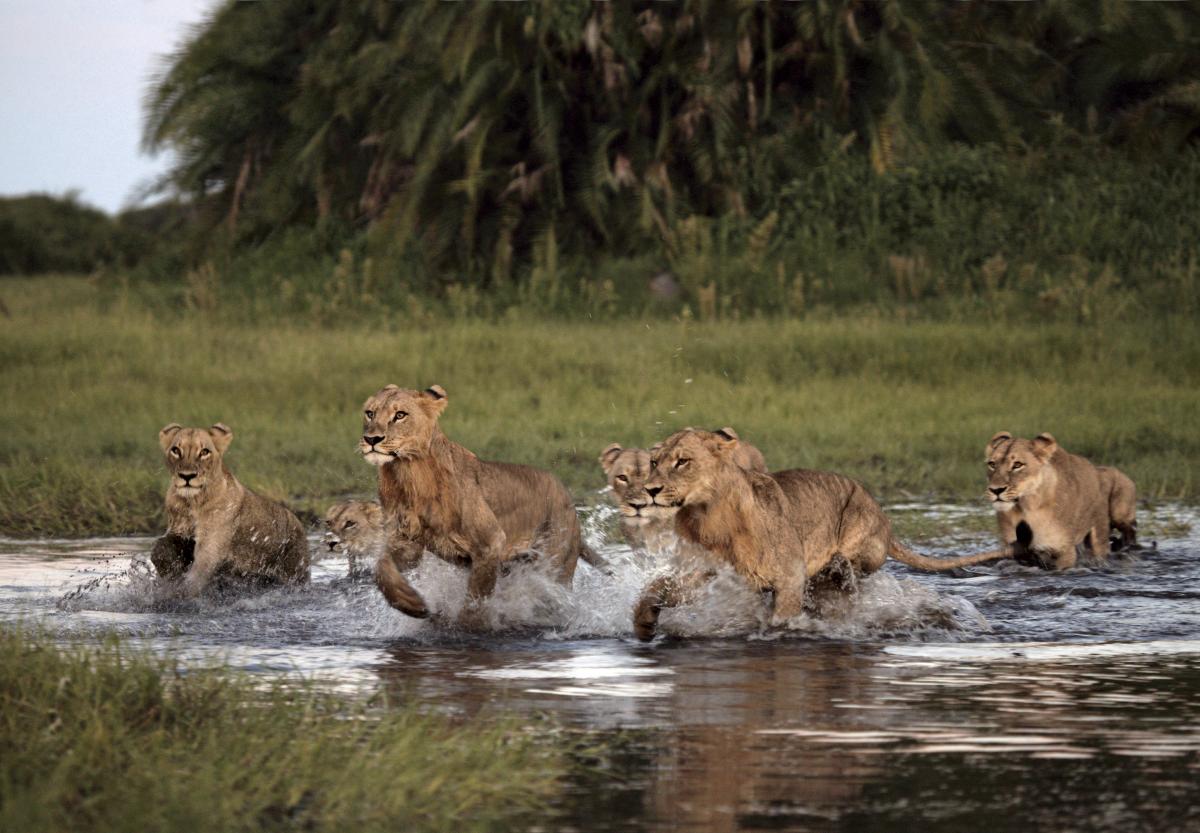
[151,423,310,596]
[360,384,600,623]
[599,429,766,552]
[986,432,1139,569]
[633,428,1008,640]
[323,500,385,575]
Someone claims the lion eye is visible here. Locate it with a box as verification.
[675,458,690,469]
[987,461,996,470]
[1012,461,1024,470]
[392,411,408,422]
[615,474,628,483]
[364,410,375,420]
[343,520,357,529]
[169,446,181,457]
[199,448,210,457]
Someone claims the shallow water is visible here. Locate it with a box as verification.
[2,502,1199,831]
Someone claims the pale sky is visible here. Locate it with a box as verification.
[0,0,217,213]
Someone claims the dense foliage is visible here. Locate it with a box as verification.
[140,0,1200,282]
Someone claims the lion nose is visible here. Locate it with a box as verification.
[327,541,338,551]
[363,435,383,448]
[646,486,663,498]
[180,472,197,484]
[989,486,1006,496]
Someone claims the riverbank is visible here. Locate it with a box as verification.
[1,276,1195,536]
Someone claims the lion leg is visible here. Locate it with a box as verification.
[770,571,809,627]
[541,511,582,585]
[179,539,226,598]
[1089,520,1111,560]
[1114,519,1139,551]
[375,534,428,617]
[150,533,194,580]
[375,549,429,618]
[632,569,715,641]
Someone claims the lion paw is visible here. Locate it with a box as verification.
[633,600,660,642]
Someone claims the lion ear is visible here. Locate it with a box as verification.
[1032,432,1058,460]
[599,443,623,473]
[421,384,448,416]
[987,431,1012,455]
[209,423,233,454]
[159,423,183,453]
[706,427,739,457]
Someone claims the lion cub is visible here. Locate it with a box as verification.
[151,423,310,596]
[633,428,1009,640]
[360,384,596,623]
[600,430,766,552]
[323,500,384,575]
[986,432,1138,569]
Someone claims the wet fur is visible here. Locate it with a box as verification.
[634,429,1008,640]
[986,432,1138,569]
[152,424,309,596]
[599,431,766,553]
[323,500,384,575]
[361,385,595,620]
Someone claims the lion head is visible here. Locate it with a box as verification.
[985,431,1058,506]
[598,444,675,523]
[158,423,233,499]
[359,384,448,466]
[323,500,384,556]
[644,428,743,509]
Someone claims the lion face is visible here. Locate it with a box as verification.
[645,428,740,509]
[158,423,232,499]
[323,500,383,555]
[985,431,1057,506]
[359,384,448,466]
[599,445,674,523]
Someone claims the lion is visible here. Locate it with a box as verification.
[632,428,1009,640]
[599,429,766,552]
[360,384,602,623]
[323,500,385,575]
[151,423,310,596]
[986,432,1139,569]
[1097,466,1139,551]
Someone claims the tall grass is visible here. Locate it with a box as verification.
[1,277,1195,537]
[0,627,563,832]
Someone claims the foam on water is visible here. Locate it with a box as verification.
[35,504,990,644]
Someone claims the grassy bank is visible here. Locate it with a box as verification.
[1,276,1196,537]
[0,627,563,832]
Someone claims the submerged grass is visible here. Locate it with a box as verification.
[1,276,1197,536]
[0,626,563,832]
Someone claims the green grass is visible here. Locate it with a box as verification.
[0,626,563,832]
[1,276,1196,537]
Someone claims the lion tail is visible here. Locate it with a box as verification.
[888,539,1010,572]
[579,544,612,574]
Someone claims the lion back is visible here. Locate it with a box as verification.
[228,491,311,583]
[477,459,579,544]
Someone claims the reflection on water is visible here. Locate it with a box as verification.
[1,502,1198,831]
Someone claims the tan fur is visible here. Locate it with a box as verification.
[323,500,385,575]
[1097,466,1139,550]
[633,429,1008,640]
[986,431,1137,569]
[360,384,596,622]
[599,429,766,552]
[151,423,309,596]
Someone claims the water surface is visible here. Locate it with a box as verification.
[2,502,1198,831]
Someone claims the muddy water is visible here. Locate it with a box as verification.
[2,502,1199,832]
